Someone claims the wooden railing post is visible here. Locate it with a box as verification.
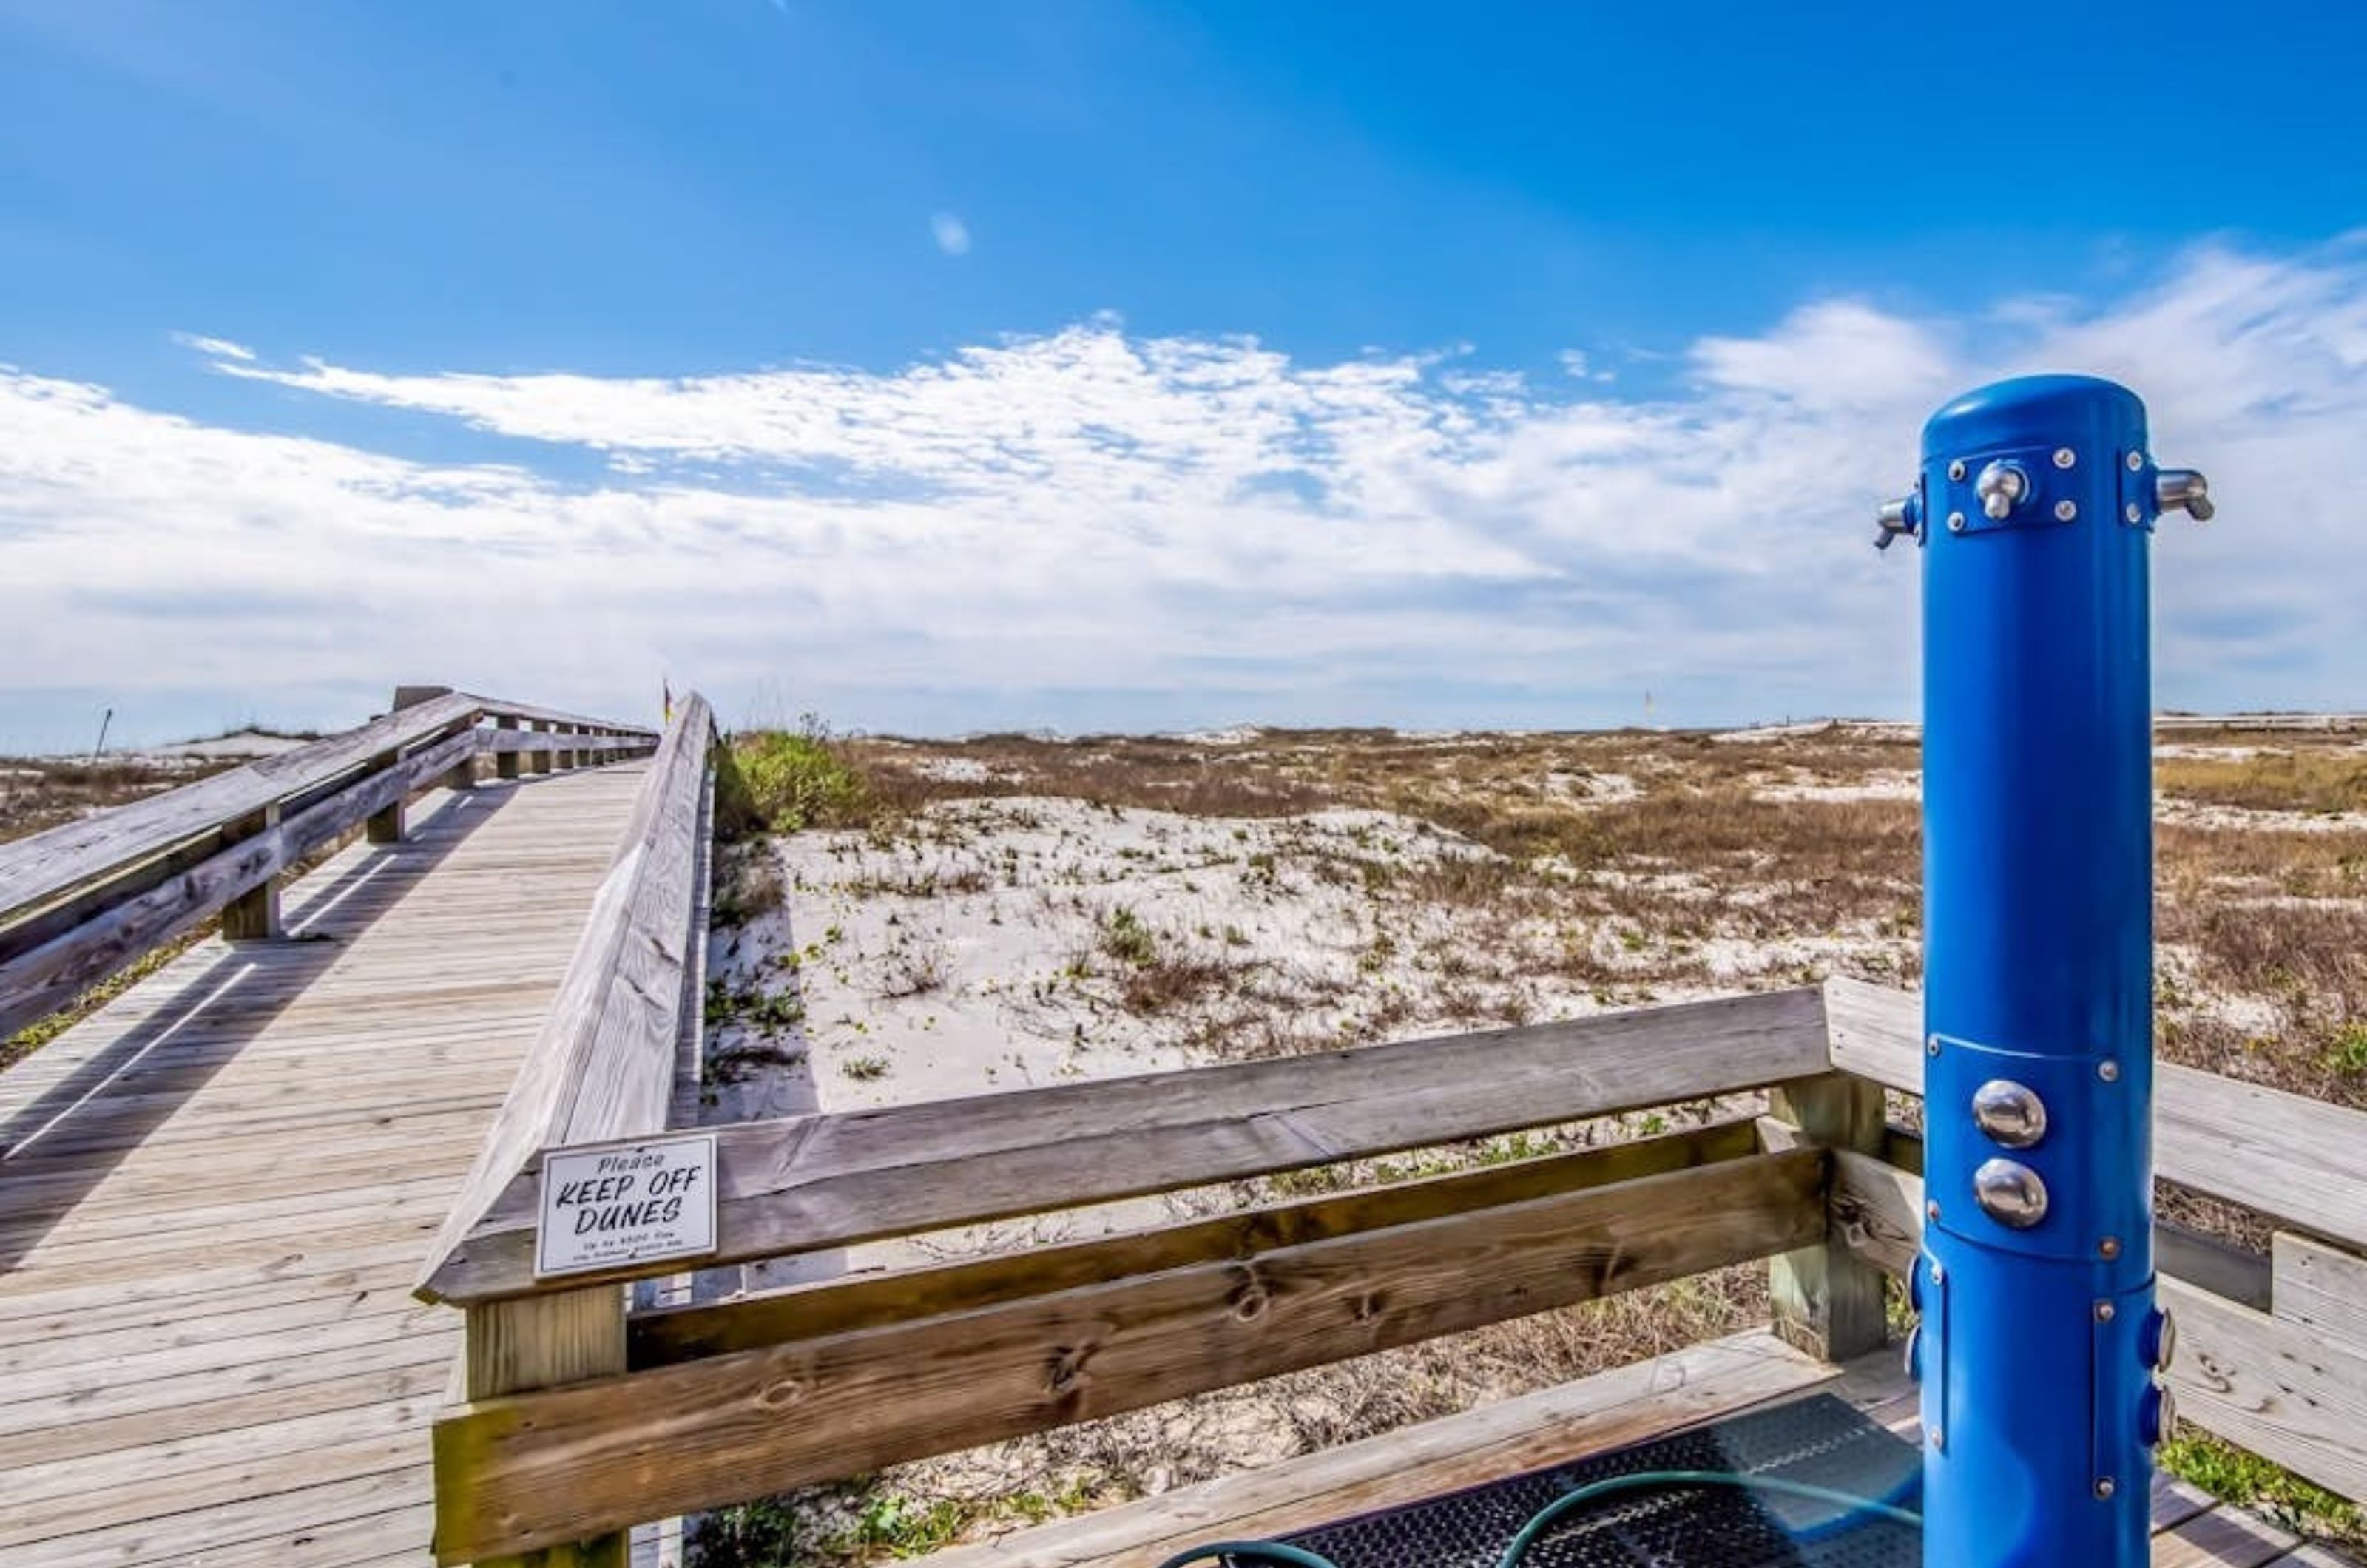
[1767,1072,1889,1362]
[496,717,521,781]
[365,748,406,844]
[461,1290,630,1567]
[220,802,283,940]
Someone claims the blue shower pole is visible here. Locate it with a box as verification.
[1875,376,2212,1567]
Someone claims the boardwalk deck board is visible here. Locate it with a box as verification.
[0,766,646,1567]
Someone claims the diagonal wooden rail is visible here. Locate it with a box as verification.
[0,689,659,1042]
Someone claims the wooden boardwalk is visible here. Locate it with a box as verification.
[0,764,647,1568]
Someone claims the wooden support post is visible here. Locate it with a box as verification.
[1767,1072,1889,1362]
[497,717,521,781]
[462,1289,631,1567]
[220,803,283,940]
[365,750,405,844]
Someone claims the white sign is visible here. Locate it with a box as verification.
[536,1132,719,1278]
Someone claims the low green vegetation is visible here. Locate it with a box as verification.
[696,1476,1100,1567]
[719,715,878,837]
[703,978,805,1035]
[2159,1427,2363,1547]
[1098,905,1157,966]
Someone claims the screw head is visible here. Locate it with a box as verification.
[2053,447,2077,469]
[2100,1236,2123,1260]
[2096,1301,2116,1322]
[2125,502,2143,524]
[2098,1060,2121,1082]
[2095,1477,2116,1500]
[1927,1033,1942,1057]
[1926,1200,1942,1222]
[1948,459,1968,481]
[2055,499,2079,521]
[2127,450,2145,472]
[1947,511,1967,533]
[1930,1262,1945,1283]
[1929,1425,1945,1450]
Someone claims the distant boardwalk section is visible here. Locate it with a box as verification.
[0,756,647,1566]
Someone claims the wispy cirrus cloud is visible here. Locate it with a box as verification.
[930,212,971,257]
[1,237,2359,749]
[168,331,256,362]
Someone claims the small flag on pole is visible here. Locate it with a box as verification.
[662,678,674,723]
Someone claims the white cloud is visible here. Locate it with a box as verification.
[6,237,2363,746]
[171,331,257,362]
[930,212,971,257]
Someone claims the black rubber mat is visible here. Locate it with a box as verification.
[1240,1392,1922,1567]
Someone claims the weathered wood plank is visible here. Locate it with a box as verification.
[427,984,1831,1302]
[28,1465,434,1568]
[0,1357,453,1469]
[2170,1280,2367,1510]
[629,1118,1764,1364]
[221,802,285,940]
[466,1291,632,1568]
[2152,1504,2297,1567]
[431,1149,1825,1561]
[2272,1234,2367,1348]
[419,696,714,1300]
[1823,977,2367,1255]
[1767,1073,1888,1362]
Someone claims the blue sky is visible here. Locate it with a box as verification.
[2,1,2362,749]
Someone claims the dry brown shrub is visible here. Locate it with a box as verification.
[2159,746,2367,814]
[1118,952,1243,1016]
[0,757,220,845]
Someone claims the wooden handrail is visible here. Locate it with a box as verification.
[434,1139,1826,1562]
[0,688,658,1041]
[422,971,2367,1558]
[416,691,715,1297]
[417,984,1832,1304]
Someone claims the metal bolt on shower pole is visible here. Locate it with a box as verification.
[1874,376,2212,1567]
